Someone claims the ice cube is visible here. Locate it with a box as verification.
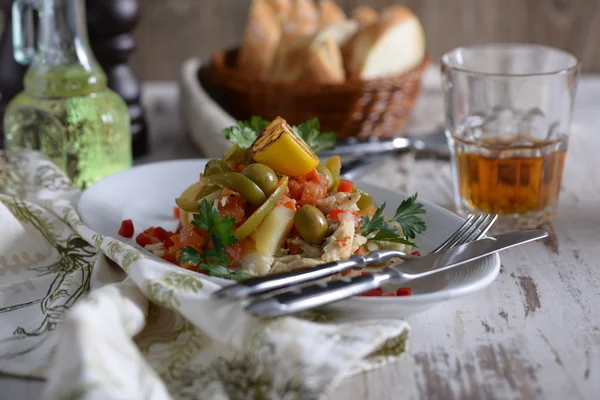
[518,107,550,141]
[482,107,520,141]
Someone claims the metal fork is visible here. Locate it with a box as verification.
[213,214,498,300]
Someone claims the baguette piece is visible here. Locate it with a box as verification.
[381,5,414,22]
[318,0,346,28]
[267,0,292,20]
[237,0,284,79]
[318,19,359,47]
[351,5,378,26]
[303,36,345,83]
[270,30,345,83]
[281,0,319,43]
[343,11,426,80]
[271,0,320,79]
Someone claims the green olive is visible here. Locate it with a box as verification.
[316,163,334,190]
[242,163,278,196]
[203,159,232,177]
[294,205,329,245]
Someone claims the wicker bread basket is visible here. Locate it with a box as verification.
[199,48,428,139]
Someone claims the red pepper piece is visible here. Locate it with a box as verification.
[396,287,412,296]
[360,288,383,296]
[337,179,354,193]
[118,219,134,238]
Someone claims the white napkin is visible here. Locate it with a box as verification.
[0,149,410,399]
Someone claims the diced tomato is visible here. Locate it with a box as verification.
[411,251,421,257]
[218,189,247,224]
[118,219,134,238]
[178,225,208,248]
[145,227,172,242]
[337,179,354,193]
[384,293,396,296]
[224,237,255,267]
[173,207,181,219]
[236,163,246,173]
[276,195,297,211]
[136,232,161,247]
[288,179,304,200]
[288,169,329,206]
[298,182,327,206]
[360,288,383,297]
[396,287,412,296]
[329,209,359,222]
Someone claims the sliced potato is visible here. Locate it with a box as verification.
[251,205,295,257]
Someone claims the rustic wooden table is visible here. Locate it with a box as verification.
[2,79,599,399]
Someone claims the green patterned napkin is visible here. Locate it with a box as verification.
[0,149,410,399]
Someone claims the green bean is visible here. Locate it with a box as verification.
[194,185,220,202]
[325,156,341,182]
[175,197,198,212]
[204,172,266,206]
[203,159,232,177]
[235,177,288,240]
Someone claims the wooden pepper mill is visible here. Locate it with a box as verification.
[0,0,148,157]
[87,0,148,157]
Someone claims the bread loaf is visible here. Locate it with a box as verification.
[281,0,319,42]
[303,36,345,83]
[238,0,283,79]
[270,29,345,83]
[318,0,346,28]
[267,0,291,20]
[351,5,378,26]
[343,10,425,80]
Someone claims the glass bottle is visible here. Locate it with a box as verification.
[3,0,132,188]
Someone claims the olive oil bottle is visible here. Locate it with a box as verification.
[3,0,132,188]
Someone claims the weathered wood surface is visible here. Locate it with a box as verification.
[1,77,599,399]
[128,0,600,80]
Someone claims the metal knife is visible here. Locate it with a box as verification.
[244,229,548,317]
[318,127,449,158]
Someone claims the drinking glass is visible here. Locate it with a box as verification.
[441,44,579,230]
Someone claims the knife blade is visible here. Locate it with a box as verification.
[244,229,548,317]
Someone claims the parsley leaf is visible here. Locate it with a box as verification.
[222,116,337,153]
[178,247,250,281]
[293,117,336,153]
[390,194,427,239]
[177,200,248,281]
[222,116,270,149]
[203,248,232,267]
[191,200,237,250]
[359,195,426,247]
[360,202,386,236]
[179,245,204,266]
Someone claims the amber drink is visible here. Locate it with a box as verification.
[442,44,579,230]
